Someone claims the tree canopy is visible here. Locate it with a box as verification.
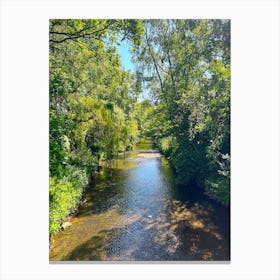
[49,19,144,235]
[49,19,230,237]
[135,19,230,205]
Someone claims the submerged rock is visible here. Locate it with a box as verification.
[61,221,72,230]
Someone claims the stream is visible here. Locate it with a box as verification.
[50,140,230,261]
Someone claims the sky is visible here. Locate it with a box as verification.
[117,40,155,102]
[117,40,135,73]
[117,40,150,101]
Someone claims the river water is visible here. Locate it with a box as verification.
[50,141,230,261]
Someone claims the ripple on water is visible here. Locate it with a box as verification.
[50,142,230,261]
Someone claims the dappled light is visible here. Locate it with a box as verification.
[50,143,229,261]
[50,208,142,261]
[137,152,161,158]
[49,19,230,261]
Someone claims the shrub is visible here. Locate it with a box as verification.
[49,167,88,237]
[204,153,230,206]
[159,136,176,158]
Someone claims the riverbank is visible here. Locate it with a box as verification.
[50,141,230,261]
[153,139,230,208]
[49,140,147,246]
[49,176,87,247]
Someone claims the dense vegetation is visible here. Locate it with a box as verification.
[135,20,230,206]
[49,19,230,238]
[49,19,144,236]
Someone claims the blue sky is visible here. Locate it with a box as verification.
[117,40,134,72]
[117,40,150,101]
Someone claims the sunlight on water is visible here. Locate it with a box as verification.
[50,141,230,261]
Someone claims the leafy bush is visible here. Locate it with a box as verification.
[205,177,230,206]
[205,153,230,206]
[159,136,176,158]
[49,167,88,237]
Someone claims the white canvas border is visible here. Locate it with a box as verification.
[0,0,279,279]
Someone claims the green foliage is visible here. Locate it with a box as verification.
[49,112,73,177]
[49,18,231,242]
[204,152,230,205]
[159,136,176,158]
[49,19,144,238]
[134,100,155,137]
[49,167,88,236]
[135,19,230,206]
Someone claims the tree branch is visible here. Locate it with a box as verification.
[144,31,164,95]
[49,22,113,44]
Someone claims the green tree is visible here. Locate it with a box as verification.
[49,19,144,238]
[135,19,230,205]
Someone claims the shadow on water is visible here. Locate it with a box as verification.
[76,168,129,217]
[50,141,230,261]
[60,200,229,261]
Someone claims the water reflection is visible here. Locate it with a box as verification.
[50,142,230,261]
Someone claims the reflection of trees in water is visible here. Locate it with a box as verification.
[50,155,229,261]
